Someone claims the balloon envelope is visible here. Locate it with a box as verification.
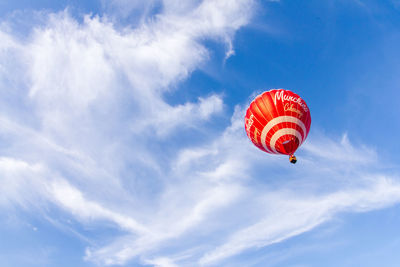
[244,89,311,155]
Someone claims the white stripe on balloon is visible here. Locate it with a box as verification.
[260,116,306,154]
[270,128,303,153]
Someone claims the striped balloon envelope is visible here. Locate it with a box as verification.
[244,89,311,162]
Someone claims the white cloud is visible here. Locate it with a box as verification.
[132,94,224,137]
[84,105,400,266]
[144,257,180,267]
[1,1,400,267]
[50,178,149,234]
[0,0,255,265]
[0,157,47,208]
[302,132,377,164]
[199,175,400,265]
[0,156,148,234]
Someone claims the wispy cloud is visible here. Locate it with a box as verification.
[200,173,400,265]
[1,1,400,267]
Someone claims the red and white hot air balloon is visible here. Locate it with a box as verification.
[244,89,311,164]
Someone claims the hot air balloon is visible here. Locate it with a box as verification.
[244,89,311,164]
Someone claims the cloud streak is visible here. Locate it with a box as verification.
[200,175,400,265]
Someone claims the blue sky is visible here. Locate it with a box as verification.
[1,0,400,266]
